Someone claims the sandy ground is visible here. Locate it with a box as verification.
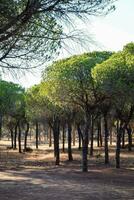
[0,139,134,200]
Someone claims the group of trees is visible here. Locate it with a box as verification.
[1,42,133,172]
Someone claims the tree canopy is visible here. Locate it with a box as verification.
[0,0,116,72]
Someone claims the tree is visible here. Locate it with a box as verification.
[26,83,62,165]
[0,80,24,140]
[42,51,112,171]
[92,42,134,168]
[0,0,115,71]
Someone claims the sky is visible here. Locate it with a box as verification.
[3,0,134,88]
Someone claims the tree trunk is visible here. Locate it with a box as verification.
[14,122,18,149]
[90,116,94,156]
[62,125,65,152]
[110,127,112,145]
[127,126,132,151]
[49,127,52,147]
[10,128,14,148]
[97,122,100,147]
[68,121,73,161]
[116,123,122,168]
[104,113,109,164]
[82,138,88,172]
[18,121,21,153]
[24,122,29,152]
[36,121,39,149]
[72,126,76,146]
[53,118,60,165]
[82,114,90,172]
[122,128,125,148]
[77,124,82,150]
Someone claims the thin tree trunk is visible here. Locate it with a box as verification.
[68,121,73,161]
[72,126,76,146]
[53,117,60,165]
[10,128,14,148]
[90,116,94,156]
[122,128,125,148]
[97,122,100,147]
[49,127,52,147]
[116,121,122,168]
[62,124,65,152]
[14,122,18,149]
[127,126,132,151]
[104,113,109,164]
[77,124,82,150]
[18,122,21,153]
[24,122,29,152]
[36,121,39,149]
[82,114,90,172]
[110,127,112,145]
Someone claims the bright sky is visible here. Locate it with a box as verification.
[3,0,134,88]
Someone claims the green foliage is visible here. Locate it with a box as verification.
[0,80,24,117]
[92,42,134,119]
[0,0,115,70]
[42,51,112,111]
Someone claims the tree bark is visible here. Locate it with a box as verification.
[18,121,21,153]
[122,128,125,148]
[77,124,82,150]
[36,121,39,149]
[24,122,29,152]
[82,138,88,172]
[10,128,14,148]
[62,124,65,153]
[49,127,52,147]
[82,114,90,172]
[104,113,109,164]
[126,126,132,151]
[116,120,122,168]
[53,117,60,165]
[72,126,76,146]
[14,121,18,149]
[68,121,73,161]
[90,116,94,156]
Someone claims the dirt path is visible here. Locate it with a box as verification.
[0,166,134,200]
[0,140,134,200]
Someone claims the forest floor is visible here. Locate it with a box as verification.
[0,139,134,200]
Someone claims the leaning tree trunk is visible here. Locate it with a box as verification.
[18,121,21,153]
[24,122,29,152]
[104,113,109,164]
[67,121,73,161]
[35,121,39,149]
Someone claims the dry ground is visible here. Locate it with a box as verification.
[0,139,134,200]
